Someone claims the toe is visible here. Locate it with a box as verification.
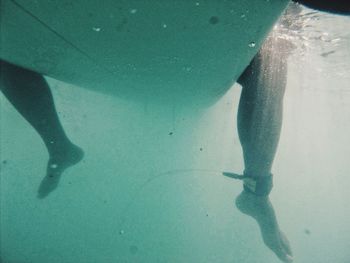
[281,231,293,257]
[273,244,293,263]
[37,173,61,199]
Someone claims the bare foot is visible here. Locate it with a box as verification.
[235,190,293,263]
[37,144,84,199]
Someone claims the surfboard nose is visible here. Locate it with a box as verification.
[0,0,289,106]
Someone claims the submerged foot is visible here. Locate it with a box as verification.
[235,190,293,263]
[37,144,84,199]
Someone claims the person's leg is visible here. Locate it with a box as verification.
[234,39,293,262]
[0,60,83,198]
[237,42,286,178]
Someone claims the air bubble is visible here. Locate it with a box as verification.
[130,9,137,14]
[183,66,192,72]
[50,164,58,169]
[248,42,256,48]
[92,27,101,32]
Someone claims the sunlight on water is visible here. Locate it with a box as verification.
[275,4,350,78]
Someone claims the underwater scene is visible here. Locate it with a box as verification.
[1,1,350,263]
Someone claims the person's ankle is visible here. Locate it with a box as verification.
[241,189,269,202]
[244,168,272,177]
[49,141,80,159]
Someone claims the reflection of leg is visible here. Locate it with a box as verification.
[0,60,83,198]
[236,47,292,262]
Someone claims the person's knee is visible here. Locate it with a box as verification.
[1,59,43,85]
[1,59,23,79]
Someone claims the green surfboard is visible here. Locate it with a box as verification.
[1,0,288,105]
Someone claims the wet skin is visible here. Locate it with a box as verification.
[235,23,294,260]
[236,190,293,263]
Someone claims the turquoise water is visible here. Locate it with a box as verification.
[1,4,350,263]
